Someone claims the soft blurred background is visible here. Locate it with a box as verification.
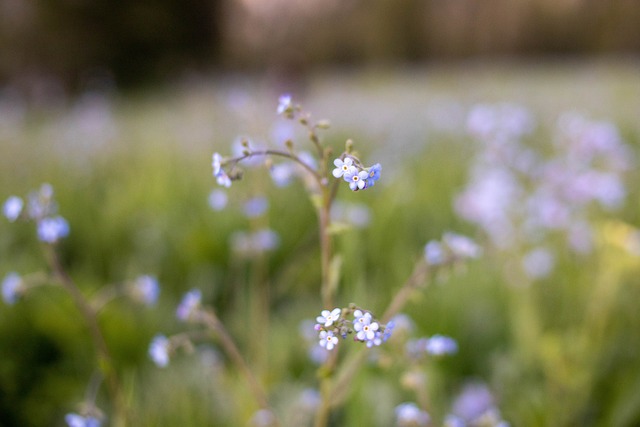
[1,0,640,426]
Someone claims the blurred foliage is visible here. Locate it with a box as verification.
[2,0,640,93]
[1,62,640,425]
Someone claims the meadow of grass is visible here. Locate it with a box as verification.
[1,58,640,426]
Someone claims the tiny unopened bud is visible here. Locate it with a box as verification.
[345,139,354,153]
[285,139,294,151]
[241,138,250,147]
[316,120,331,129]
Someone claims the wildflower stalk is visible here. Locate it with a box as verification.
[44,245,127,424]
[199,309,276,421]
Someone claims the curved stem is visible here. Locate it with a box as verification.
[233,149,323,185]
[44,245,127,422]
[200,310,278,424]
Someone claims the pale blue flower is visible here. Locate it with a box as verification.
[426,334,458,356]
[332,157,356,178]
[253,229,280,251]
[382,320,395,342]
[3,196,23,222]
[318,330,339,350]
[208,189,228,211]
[424,240,445,265]
[443,232,481,259]
[522,247,555,279]
[365,163,382,188]
[176,289,201,321]
[243,197,268,218]
[394,402,430,426]
[316,308,341,327]
[250,409,277,427]
[37,216,69,243]
[149,334,170,367]
[353,312,378,342]
[270,163,295,187]
[366,331,383,348]
[65,413,101,427]
[344,169,369,191]
[2,272,22,304]
[132,275,160,305]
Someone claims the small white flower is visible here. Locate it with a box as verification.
[319,330,339,350]
[332,157,356,178]
[353,311,379,342]
[212,152,223,176]
[3,196,23,222]
[316,308,341,327]
[216,172,232,188]
[277,94,292,115]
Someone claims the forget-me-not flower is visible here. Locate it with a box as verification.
[344,169,369,191]
[332,157,356,178]
[65,413,101,427]
[365,163,382,188]
[316,308,341,327]
[425,334,458,356]
[3,196,23,222]
[319,330,339,350]
[149,334,171,367]
[37,216,69,243]
[176,289,202,321]
[394,402,430,426]
[132,275,160,306]
[2,272,22,305]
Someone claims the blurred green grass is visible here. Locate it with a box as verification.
[1,59,640,426]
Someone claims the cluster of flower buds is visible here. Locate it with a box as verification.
[314,304,394,350]
[332,155,381,191]
[3,183,70,243]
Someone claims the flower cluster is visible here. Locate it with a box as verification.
[332,156,382,191]
[3,183,70,243]
[457,104,633,279]
[314,306,393,350]
[424,232,481,266]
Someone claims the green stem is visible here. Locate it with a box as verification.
[45,245,127,424]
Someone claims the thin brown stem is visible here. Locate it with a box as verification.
[200,310,276,421]
[233,149,323,185]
